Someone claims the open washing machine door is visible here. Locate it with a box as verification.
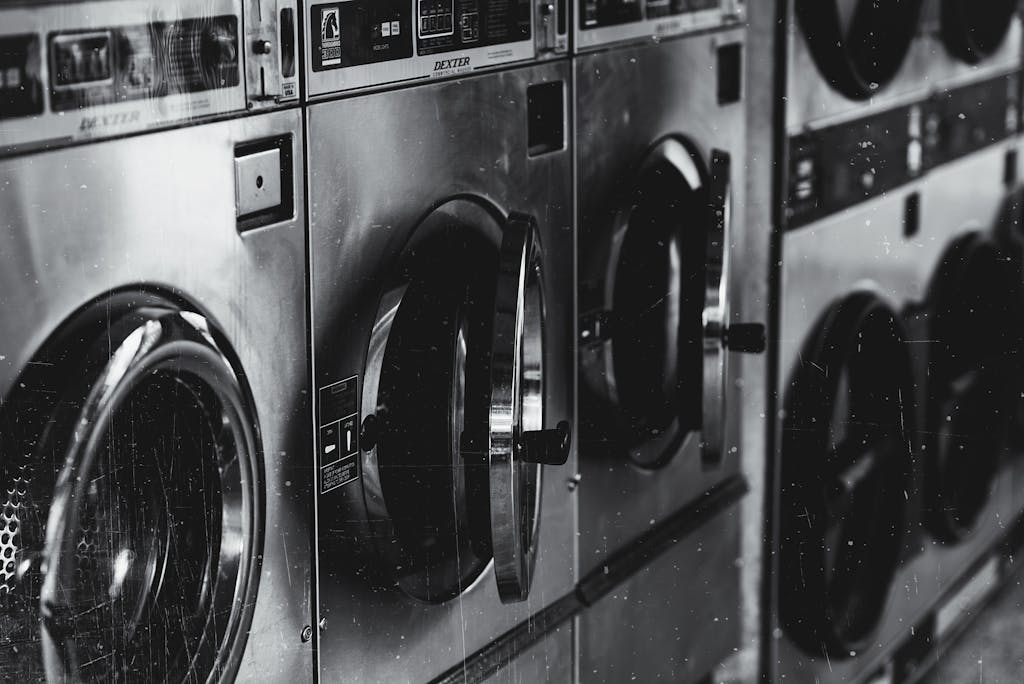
[580,138,763,469]
[925,232,1023,542]
[359,198,570,606]
[0,294,261,682]
[796,0,924,100]
[940,0,1018,64]
[780,291,915,657]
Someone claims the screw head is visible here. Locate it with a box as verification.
[300,625,313,643]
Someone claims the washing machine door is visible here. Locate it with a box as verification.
[0,302,260,682]
[581,138,757,468]
[926,232,1023,542]
[362,199,568,605]
[779,292,915,657]
[796,0,924,100]
[941,0,1018,64]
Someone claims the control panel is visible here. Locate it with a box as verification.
[304,0,564,98]
[575,0,741,52]
[0,0,299,154]
[785,71,1021,229]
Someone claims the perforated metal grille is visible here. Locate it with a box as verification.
[0,463,33,594]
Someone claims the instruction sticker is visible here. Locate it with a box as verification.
[319,376,359,494]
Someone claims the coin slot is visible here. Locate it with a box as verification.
[903,191,920,239]
[281,7,296,78]
[716,43,742,105]
[527,81,565,157]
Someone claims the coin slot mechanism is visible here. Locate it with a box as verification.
[281,7,296,78]
[903,192,920,239]
[527,80,565,157]
[717,42,742,106]
[235,134,294,233]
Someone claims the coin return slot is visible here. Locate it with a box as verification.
[235,134,294,233]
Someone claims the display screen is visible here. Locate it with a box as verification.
[48,16,239,113]
[51,32,112,88]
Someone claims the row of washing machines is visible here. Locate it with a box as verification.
[0,1,1022,683]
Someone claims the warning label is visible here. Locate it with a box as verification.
[318,376,359,494]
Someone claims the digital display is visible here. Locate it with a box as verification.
[51,32,112,88]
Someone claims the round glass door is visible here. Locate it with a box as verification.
[581,137,715,468]
[796,0,924,100]
[780,292,915,657]
[941,0,1018,64]
[926,232,1022,541]
[360,199,565,605]
[0,298,260,682]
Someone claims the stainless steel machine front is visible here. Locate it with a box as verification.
[574,24,762,684]
[0,0,299,153]
[307,60,575,683]
[0,107,312,681]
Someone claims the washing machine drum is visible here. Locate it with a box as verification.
[361,199,569,605]
[0,297,261,682]
[926,232,1023,542]
[796,0,924,100]
[780,292,915,657]
[581,139,736,468]
[941,0,1018,64]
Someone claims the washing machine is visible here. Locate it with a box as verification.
[307,56,576,682]
[301,0,568,101]
[574,8,765,680]
[768,2,1024,682]
[0,2,310,682]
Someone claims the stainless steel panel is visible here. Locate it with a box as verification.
[577,502,741,684]
[572,2,742,53]
[575,27,748,572]
[302,0,537,98]
[0,108,313,680]
[481,625,575,684]
[307,60,575,682]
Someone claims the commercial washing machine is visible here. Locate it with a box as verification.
[574,5,765,681]
[307,56,575,683]
[301,0,567,101]
[0,2,310,681]
[768,2,1024,682]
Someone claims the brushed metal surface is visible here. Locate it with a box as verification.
[577,501,742,683]
[0,108,313,681]
[575,27,747,567]
[773,143,1019,683]
[480,625,575,684]
[307,60,575,683]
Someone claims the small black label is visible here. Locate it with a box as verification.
[318,376,360,493]
[310,1,413,72]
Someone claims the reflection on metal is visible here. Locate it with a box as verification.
[0,109,311,682]
[308,60,575,683]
